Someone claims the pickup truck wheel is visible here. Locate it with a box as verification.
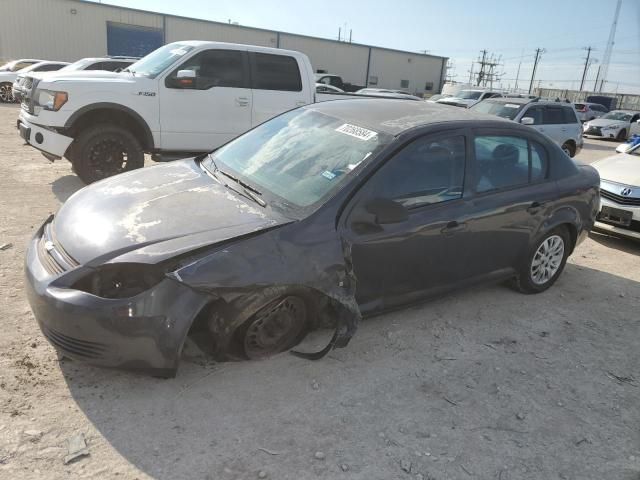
[71,124,144,183]
[0,83,13,103]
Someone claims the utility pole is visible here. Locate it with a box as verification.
[514,50,524,91]
[468,62,474,84]
[593,65,601,91]
[528,48,544,94]
[476,50,487,86]
[579,46,593,91]
[474,50,503,88]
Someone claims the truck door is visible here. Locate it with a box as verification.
[159,48,252,152]
[249,52,310,126]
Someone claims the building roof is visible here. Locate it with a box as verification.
[307,99,510,135]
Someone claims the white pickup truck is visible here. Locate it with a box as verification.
[17,41,324,183]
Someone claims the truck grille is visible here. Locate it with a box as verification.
[601,189,640,206]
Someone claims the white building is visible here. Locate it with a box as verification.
[0,0,448,95]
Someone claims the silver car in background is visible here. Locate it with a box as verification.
[574,102,608,122]
[470,98,583,157]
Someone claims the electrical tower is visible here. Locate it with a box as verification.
[444,60,457,84]
[598,0,622,92]
[474,50,504,89]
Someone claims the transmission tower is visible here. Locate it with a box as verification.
[475,50,504,89]
[598,0,622,92]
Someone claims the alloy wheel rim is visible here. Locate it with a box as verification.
[87,138,129,179]
[0,85,11,102]
[530,235,564,285]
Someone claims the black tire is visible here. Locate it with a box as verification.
[236,295,310,360]
[0,83,13,103]
[510,226,571,294]
[70,124,144,184]
[616,129,627,141]
[561,142,576,157]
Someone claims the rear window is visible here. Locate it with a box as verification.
[251,53,302,92]
[574,103,585,110]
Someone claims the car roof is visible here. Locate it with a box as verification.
[306,99,511,135]
[78,57,137,62]
[176,40,303,57]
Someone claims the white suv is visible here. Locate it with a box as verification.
[17,41,316,183]
[470,98,583,157]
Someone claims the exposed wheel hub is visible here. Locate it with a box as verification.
[244,296,307,359]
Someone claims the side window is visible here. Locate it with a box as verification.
[562,107,578,124]
[167,50,248,90]
[329,77,342,88]
[103,61,127,71]
[35,64,62,72]
[85,62,105,70]
[318,76,331,85]
[530,141,549,182]
[543,107,566,125]
[523,106,543,125]
[251,53,302,92]
[14,62,35,70]
[474,136,548,193]
[367,135,466,209]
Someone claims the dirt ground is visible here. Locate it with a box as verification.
[0,102,639,480]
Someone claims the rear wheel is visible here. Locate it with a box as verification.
[561,142,575,157]
[0,83,13,103]
[240,296,309,360]
[510,226,570,294]
[70,124,144,183]
[616,129,627,141]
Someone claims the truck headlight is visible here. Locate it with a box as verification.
[36,89,68,111]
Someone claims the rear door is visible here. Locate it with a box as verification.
[249,52,309,126]
[159,47,252,151]
[541,106,570,145]
[463,131,557,278]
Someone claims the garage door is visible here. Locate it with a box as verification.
[106,22,164,58]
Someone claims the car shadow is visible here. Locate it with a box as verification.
[581,138,618,151]
[589,230,640,255]
[57,263,640,479]
[51,175,85,203]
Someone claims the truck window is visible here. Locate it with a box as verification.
[542,107,566,125]
[167,50,249,89]
[250,53,302,92]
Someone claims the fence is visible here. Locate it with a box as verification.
[535,88,640,111]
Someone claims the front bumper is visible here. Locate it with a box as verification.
[583,126,622,139]
[594,194,640,242]
[17,114,73,159]
[25,218,210,376]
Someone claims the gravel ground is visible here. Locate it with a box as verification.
[0,103,639,480]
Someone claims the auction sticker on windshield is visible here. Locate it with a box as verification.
[335,123,378,141]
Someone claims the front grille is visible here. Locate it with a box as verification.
[585,126,602,136]
[42,325,107,359]
[36,223,79,275]
[601,189,640,206]
[23,77,33,90]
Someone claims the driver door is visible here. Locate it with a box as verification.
[342,131,473,313]
[159,48,252,151]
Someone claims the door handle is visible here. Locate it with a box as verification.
[526,201,546,214]
[441,220,467,236]
[235,97,250,107]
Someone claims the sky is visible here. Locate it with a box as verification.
[94,0,640,94]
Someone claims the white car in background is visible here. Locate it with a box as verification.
[11,61,71,102]
[583,110,640,141]
[436,89,503,108]
[0,59,45,102]
[315,83,343,93]
[591,141,640,241]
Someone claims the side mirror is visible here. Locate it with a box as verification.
[521,117,535,125]
[176,69,196,88]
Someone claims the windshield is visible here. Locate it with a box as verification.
[457,90,483,100]
[126,43,195,78]
[202,109,392,210]
[602,111,632,121]
[470,100,524,120]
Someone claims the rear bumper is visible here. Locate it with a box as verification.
[17,115,73,159]
[25,218,210,376]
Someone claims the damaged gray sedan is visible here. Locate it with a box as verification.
[25,100,600,376]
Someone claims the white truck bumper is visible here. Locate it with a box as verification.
[17,117,73,160]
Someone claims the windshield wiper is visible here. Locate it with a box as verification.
[207,156,266,207]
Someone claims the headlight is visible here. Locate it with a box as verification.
[72,263,166,299]
[36,89,68,111]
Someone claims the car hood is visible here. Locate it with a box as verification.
[592,153,640,186]
[29,70,132,84]
[586,118,627,128]
[53,159,289,265]
[0,71,17,82]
